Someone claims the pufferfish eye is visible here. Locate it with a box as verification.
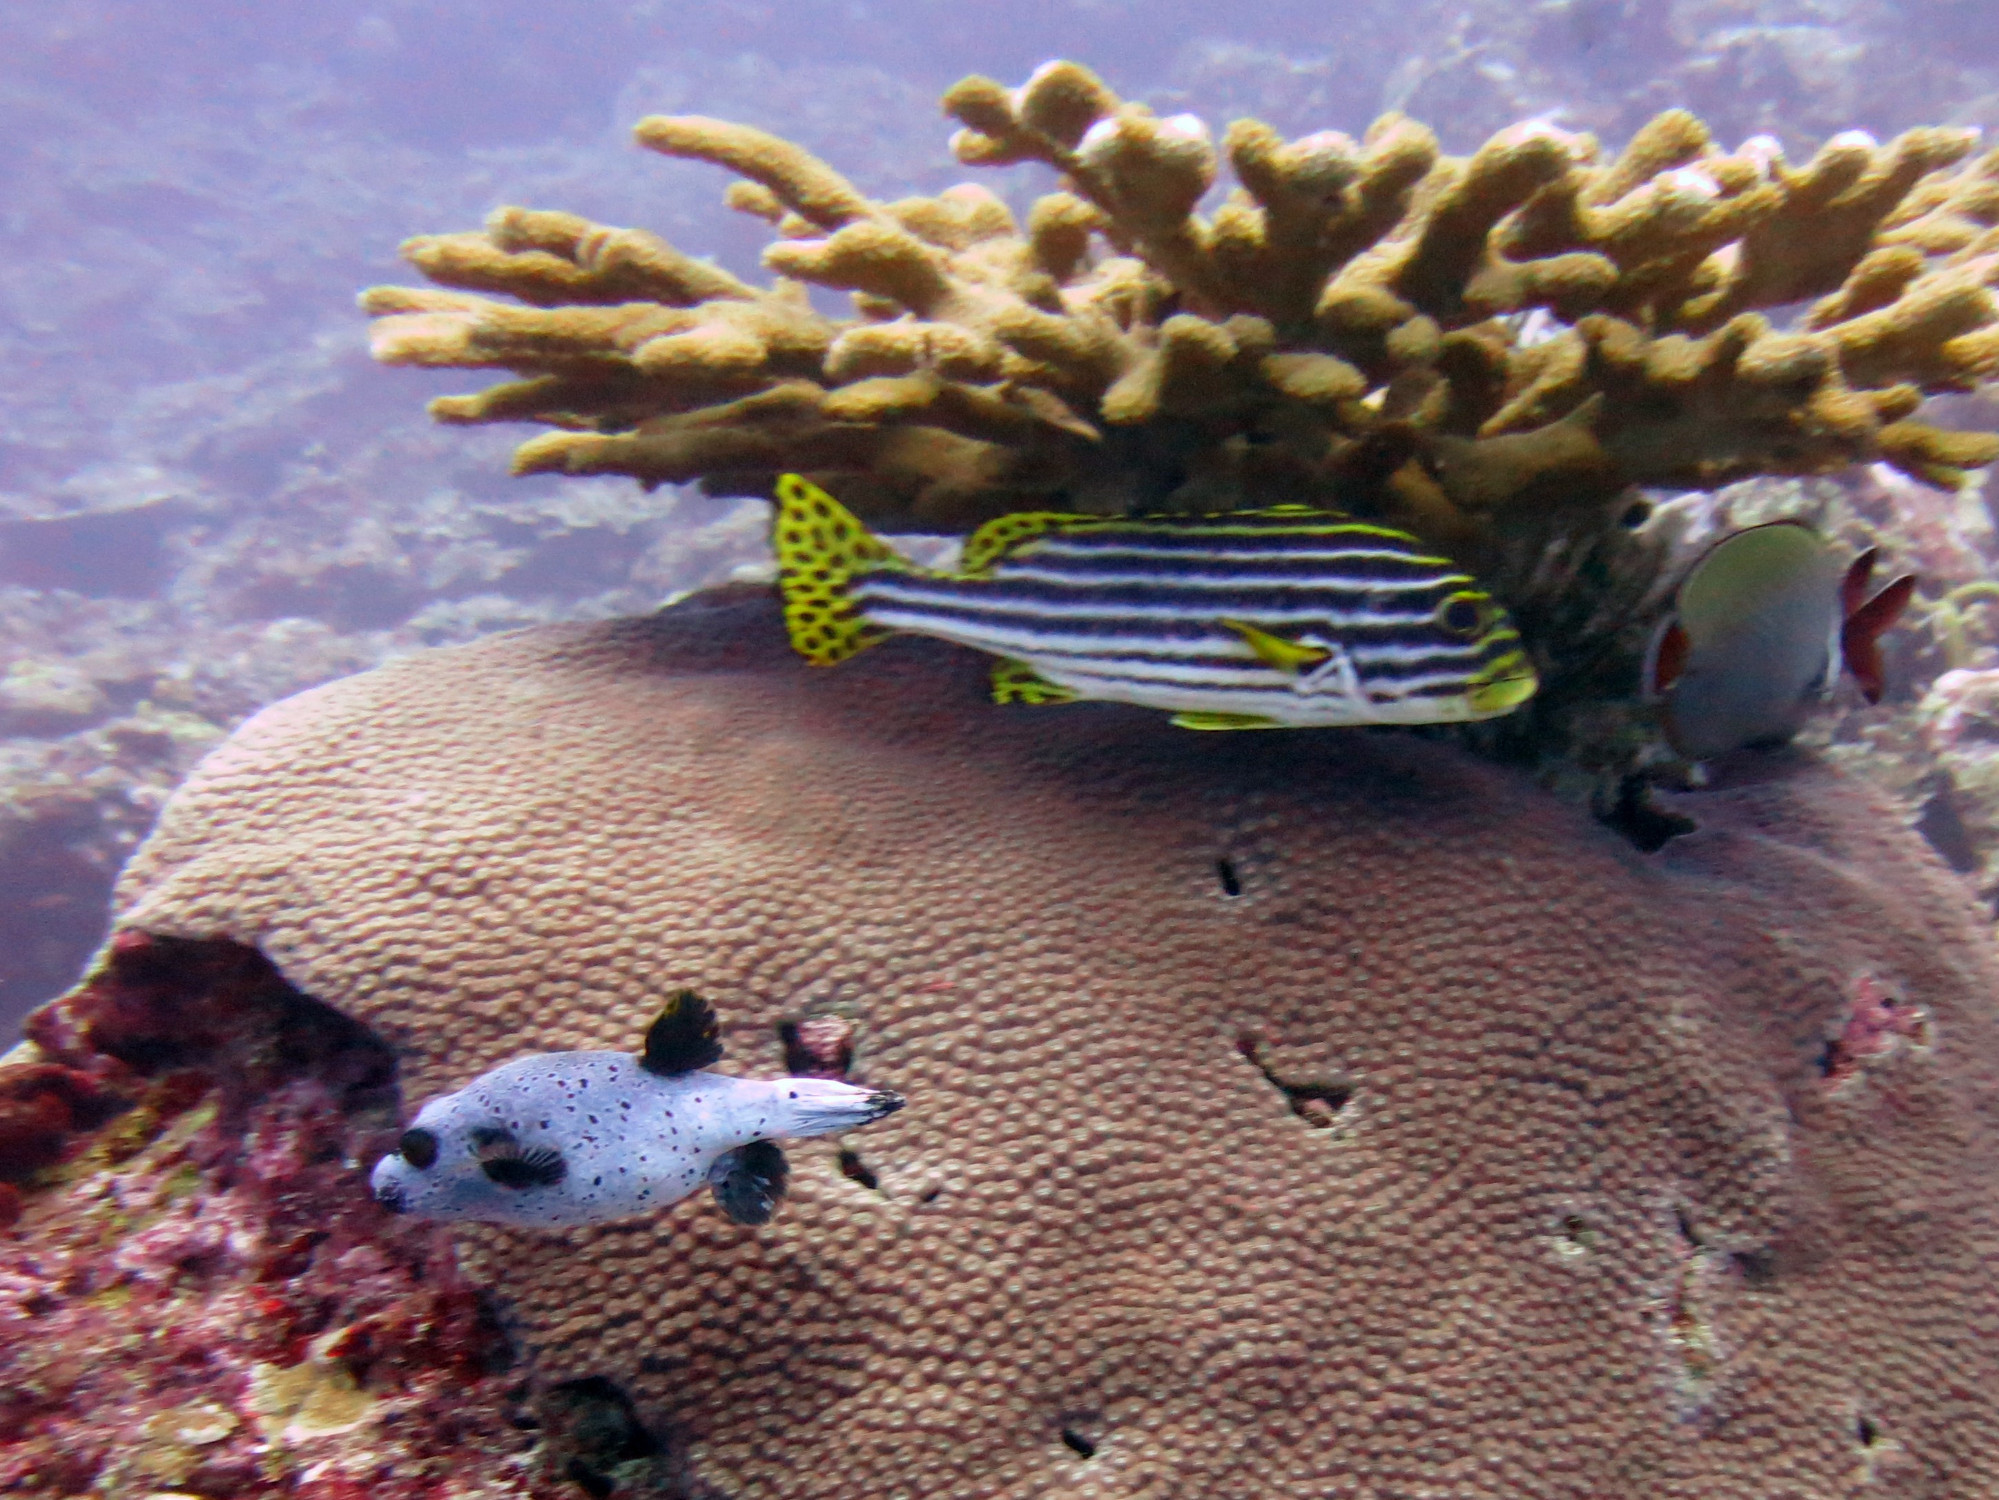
[1438,592,1487,638]
[397,1127,439,1170]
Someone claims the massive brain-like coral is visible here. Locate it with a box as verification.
[363,61,1999,584]
[61,586,1999,1498]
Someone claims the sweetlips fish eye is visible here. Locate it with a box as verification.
[1437,591,1488,639]
[398,1126,439,1170]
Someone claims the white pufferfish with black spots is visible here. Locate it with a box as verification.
[370,991,903,1228]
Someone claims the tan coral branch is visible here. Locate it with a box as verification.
[361,59,1999,567]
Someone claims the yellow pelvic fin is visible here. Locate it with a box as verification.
[1170,710,1289,731]
[991,658,1081,706]
[772,474,904,666]
[1467,649,1539,716]
[960,511,1106,576]
[1221,619,1333,675]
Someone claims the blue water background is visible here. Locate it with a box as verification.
[2,0,1997,1031]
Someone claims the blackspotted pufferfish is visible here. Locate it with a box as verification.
[370,991,904,1228]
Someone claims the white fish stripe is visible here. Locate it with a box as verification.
[859,579,1451,630]
[1048,637,1503,673]
[1016,655,1502,694]
[1021,539,1456,567]
[1029,669,1462,723]
[862,607,1235,662]
[864,605,1499,674]
[991,563,1462,593]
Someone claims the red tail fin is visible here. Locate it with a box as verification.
[1643,618,1690,699]
[1840,548,1879,619]
[1841,572,1917,705]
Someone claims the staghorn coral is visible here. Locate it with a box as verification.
[78,586,1999,1498]
[364,62,1999,585]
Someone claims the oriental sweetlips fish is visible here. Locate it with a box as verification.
[1643,519,1916,761]
[771,474,1537,730]
[370,991,903,1228]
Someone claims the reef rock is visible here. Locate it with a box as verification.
[44,586,1999,1497]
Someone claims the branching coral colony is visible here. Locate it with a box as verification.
[362,61,1999,749]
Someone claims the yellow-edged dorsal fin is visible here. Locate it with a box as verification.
[960,512,1104,576]
[1170,710,1289,731]
[991,657,1081,707]
[1222,619,1333,675]
[772,474,906,666]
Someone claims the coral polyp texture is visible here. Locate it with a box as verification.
[72,587,1999,1497]
[363,61,1999,571]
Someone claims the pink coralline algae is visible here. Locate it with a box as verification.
[0,934,569,1499]
[1821,973,1933,1088]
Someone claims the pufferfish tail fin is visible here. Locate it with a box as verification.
[772,474,909,666]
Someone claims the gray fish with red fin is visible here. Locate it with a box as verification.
[1643,521,1915,761]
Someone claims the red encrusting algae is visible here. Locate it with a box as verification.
[0,934,575,1498]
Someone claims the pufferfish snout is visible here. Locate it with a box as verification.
[369,992,904,1228]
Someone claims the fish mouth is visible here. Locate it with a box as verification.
[866,1089,906,1120]
[1467,654,1539,716]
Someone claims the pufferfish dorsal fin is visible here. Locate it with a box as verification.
[639,990,725,1076]
[1221,619,1333,675]
[709,1139,790,1225]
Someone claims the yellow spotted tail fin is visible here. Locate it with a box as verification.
[772,474,907,666]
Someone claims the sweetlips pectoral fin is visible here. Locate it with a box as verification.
[1221,619,1333,675]
[991,657,1080,706]
[1170,711,1288,731]
[639,990,725,1076]
[709,1139,789,1226]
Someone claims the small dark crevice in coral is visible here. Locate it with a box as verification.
[1733,1248,1779,1288]
[1559,1213,1602,1253]
[1675,1208,1702,1246]
[838,1147,881,1192]
[542,1375,661,1498]
[1914,776,1981,874]
[918,1184,941,1203]
[1061,1426,1098,1459]
[1857,1414,1880,1447]
[1235,1033,1352,1127]
[1597,775,1698,853]
[1214,857,1243,897]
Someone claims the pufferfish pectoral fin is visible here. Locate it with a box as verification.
[709,1139,790,1225]
[1221,619,1333,675]
[991,657,1081,707]
[639,990,725,1077]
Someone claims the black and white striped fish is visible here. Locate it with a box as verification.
[771,474,1538,730]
